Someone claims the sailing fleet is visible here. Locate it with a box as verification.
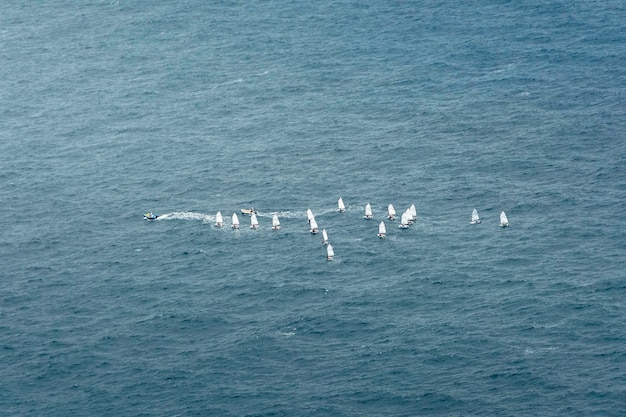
[146,199,511,260]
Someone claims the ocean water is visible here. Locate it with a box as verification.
[1,0,625,415]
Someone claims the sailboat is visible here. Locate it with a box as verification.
[271,214,281,230]
[307,208,314,223]
[387,204,396,220]
[500,211,509,227]
[326,243,334,261]
[250,213,259,229]
[363,203,373,220]
[215,211,223,227]
[231,213,240,229]
[309,217,319,234]
[409,204,417,221]
[321,229,329,245]
[471,209,481,224]
[337,198,346,213]
[400,209,412,225]
[399,211,410,229]
[377,221,386,238]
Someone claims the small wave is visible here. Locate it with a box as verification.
[209,78,244,90]
[278,327,297,337]
[220,78,243,86]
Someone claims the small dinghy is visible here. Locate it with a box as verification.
[250,213,259,229]
[321,229,329,245]
[377,221,386,238]
[363,203,373,220]
[409,204,417,221]
[144,212,158,220]
[403,209,413,225]
[215,211,224,227]
[241,207,257,216]
[500,211,509,227]
[271,214,281,230]
[399,211,410,229]
[326,243,334,261]
[337,198,346,213]
[309,217,319,234]
[387,204,396,220]
[470,208,481,225]
[231,213,240,229]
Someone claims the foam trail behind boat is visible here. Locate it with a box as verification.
[155,212,214,223]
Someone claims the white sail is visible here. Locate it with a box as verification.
[250,213,259,229]
[399,211,410,228]
[409,204,417,220]
[500,211,509,227]
[337,198,346,212]
[306,208,314,222]
[326,243,334,260]
[471,208,481,224]
[387,204,396,220]
[272,214,280,230]
[404,209,413,224]
[378,221,386,237]
[322,229,329,244]
[309,217,319,234]
[364,203,372,219]
[215,211,223,227]
[231,213,240,229]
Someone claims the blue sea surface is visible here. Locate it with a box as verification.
[1,1,625,415]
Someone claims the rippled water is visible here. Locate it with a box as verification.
[1,1,625,415]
